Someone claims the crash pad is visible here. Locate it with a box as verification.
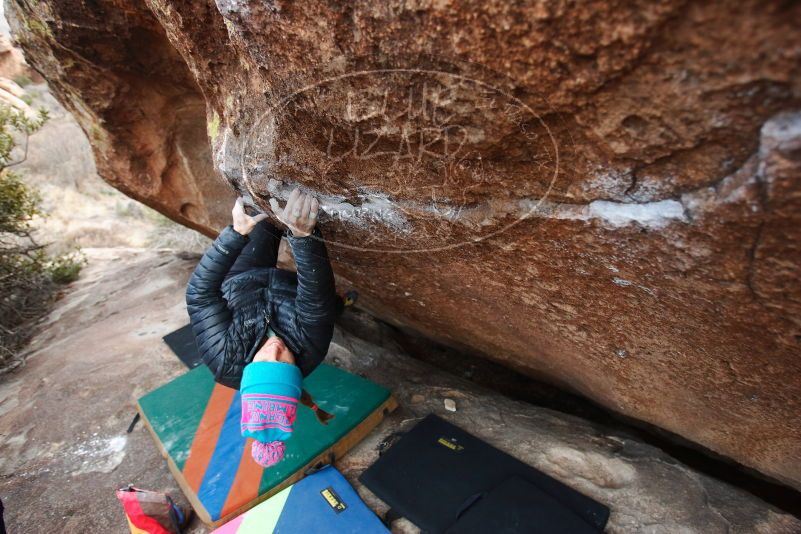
[161,323,202,369]
[137,364,397,527]
[212,465,388,533]
[359,414,609,533]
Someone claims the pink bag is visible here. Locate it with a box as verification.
[115,485,188,534]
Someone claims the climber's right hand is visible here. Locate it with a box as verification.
[232,197,268,235]
[269,188,319,238]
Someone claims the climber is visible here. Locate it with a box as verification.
[185,189,339,389]
[186,189,341,466]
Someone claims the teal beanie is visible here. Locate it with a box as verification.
[240,362,303,445]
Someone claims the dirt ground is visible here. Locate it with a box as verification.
[0,248,204,532]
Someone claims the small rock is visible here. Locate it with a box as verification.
[444,398,457,412]
[410,394,425,404]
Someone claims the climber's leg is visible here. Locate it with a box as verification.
[225,219,282,281]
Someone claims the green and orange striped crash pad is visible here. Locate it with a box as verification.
[137,363,397,527]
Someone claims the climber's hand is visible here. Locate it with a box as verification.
[232,197,268,235]
[269,188,319,238]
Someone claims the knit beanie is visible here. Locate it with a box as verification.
[240,361,303,467]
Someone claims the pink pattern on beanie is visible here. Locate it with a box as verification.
[251,440,285,467]
[241,395,298,433]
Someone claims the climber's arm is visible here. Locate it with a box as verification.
[270,189,338,375]
[185,225,246,374]
[186,198,268,301]
[186,198,267,382]
[287,229,338,374]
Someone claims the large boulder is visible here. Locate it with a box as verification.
[7,0,800,489]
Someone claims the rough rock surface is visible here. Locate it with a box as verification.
[13,81,211,256]
[0,33,29,80]
[6,0,801,488]
[0,6,37,83]
[0,248,798,533]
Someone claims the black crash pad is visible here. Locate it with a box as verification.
[162,323,203,369]
[445,475,600,533]
[359,414,609,533]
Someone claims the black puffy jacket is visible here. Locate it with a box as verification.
[185,225,338,389]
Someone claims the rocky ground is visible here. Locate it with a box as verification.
[0,247,798,533]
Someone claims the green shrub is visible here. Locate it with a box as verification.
[0,105,83,370]
[12,74,33,87]
[47,251,86,284]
